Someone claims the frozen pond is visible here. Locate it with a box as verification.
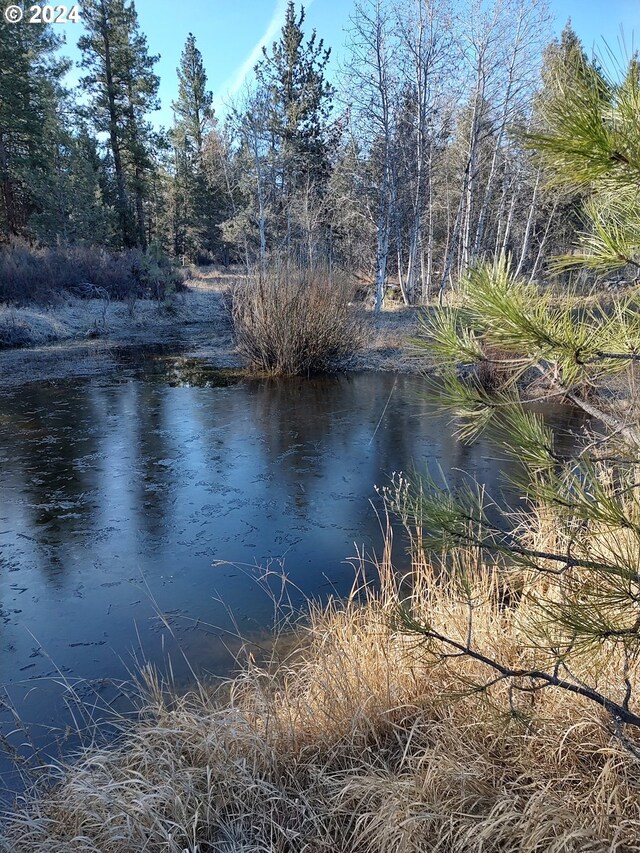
[0,350,583,794]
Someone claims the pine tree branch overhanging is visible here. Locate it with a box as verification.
[391,52,640,747]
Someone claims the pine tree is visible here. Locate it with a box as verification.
[392,51,640,747]
[172,33,213,157]
[540,20,593,94]
[30,122,111,246]
[79,0,160,248]
[168,33,222,262]
[252,1,335,259]
[0,16,67,240]
[528,21,599,270]
[530,47,639,276]
[255,0,334,194]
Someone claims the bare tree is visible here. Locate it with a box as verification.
[471,0,549,261]
[393,0,456,303]
[344,0,399,312]
[439,0,549,296]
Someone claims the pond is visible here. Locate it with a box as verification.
[0,350,584,795]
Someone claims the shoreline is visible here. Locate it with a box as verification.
[1,280,634,850]
[0,275,429,389]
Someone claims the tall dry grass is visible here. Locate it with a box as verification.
[231,269,366,376]
[3,523,640,853]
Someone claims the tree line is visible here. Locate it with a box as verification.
[0,0,604,306]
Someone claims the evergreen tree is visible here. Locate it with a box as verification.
[252,1,335,258]
[528,21,598,270]
[29,120,111,246]
[168,33,222,261]
[255,0,334,194]
[0,16,67,240]
[172,33,213,157]
[531,46,638,276]
[540,20,593,95]
[392,51,640,747]
[79,0,160,248]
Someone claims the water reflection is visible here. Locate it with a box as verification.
[0,354,585,793]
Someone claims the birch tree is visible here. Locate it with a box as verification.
[344,0,398,311]
[393,0,456,303]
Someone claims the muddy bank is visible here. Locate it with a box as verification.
[0,273,429,388]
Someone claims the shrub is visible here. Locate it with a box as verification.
[231,269,365,376]
[0,311,33,349]
[0,242,48,304]
[0,242,184,305]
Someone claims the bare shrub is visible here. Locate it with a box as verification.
[231,269,366,376]
[0,310,33,349]
[0,242,48,304]
[475,342,519,392]
[0,242,185,305]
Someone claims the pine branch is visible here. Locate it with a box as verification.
[400,611,640,729]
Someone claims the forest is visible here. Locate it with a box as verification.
[0,0,605,308]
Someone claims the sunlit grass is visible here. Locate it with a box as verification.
[3,518,640,852]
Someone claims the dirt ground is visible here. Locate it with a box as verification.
[0,268,431,389]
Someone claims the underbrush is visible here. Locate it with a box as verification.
[0,242,184,305]
[0,311,33,349]
[3,522,640,853]
[231,269,366,376]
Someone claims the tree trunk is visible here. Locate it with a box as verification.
[529,199,558,283]
[472,11,524,260]
[460,68,482,273]
[100,10,131,248]
[499,172,521,257]
[0,131,19,236]
[247,122,267,268]
[375,197,390,312]
[514,166,541,277]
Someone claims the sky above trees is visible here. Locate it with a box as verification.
[54,0,637,128]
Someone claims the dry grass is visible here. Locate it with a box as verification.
[185,264,247,292]
[0,242,184,305]
[3,524,640,853]
[231,269,367,376]
[0,311,33,349]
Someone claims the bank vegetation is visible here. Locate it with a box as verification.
[3,509,640,852]
[231,269,367,375]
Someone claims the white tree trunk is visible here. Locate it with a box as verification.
[514,165,541,277]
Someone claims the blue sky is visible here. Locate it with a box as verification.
[55,0,638,129]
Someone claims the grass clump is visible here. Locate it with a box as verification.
[3,528,640,853]
[0,311,33,349]
[231,269,365,376]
